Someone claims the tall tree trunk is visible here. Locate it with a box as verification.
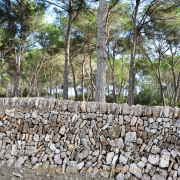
[40,84,43,97]
[108,82,110,102]
[146,54,166,106]
[118,81,125,104]
[82,54,86,101]
[36,77,39,97]
[63,4,73,100]
[108,44,117,103]
[128,0,140,106]
[0,54,3,95]
[56,80,58,99]
[50,70,52,96]
[157,56,166,106]
[0,67,2,95]
[95,0,107,103]
[112,46,116,103]
[13,42,25,97]
[88,43,94,101]
[87,83,89,102]
[70,57,78,101]
[21,81,24,97]
[118,57,125,104]
[174,72,180,107]
[6,83,9,97]
[171,52,180,107]
[27,56,44,97]
[14,64,20,97]
[170,91,175,106]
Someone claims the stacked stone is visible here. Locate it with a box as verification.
[0,98,180,180]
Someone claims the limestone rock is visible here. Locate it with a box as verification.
[106,152,114,165]
[109,125,121,139]
[54,154,62,165]
[125,132,136,142]
[148,154,160,165]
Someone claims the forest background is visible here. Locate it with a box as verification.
[1,0,180,108]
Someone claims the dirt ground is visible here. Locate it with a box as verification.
[0,162,111,180]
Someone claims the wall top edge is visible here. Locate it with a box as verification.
[0,97,179,118]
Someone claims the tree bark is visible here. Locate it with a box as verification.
[55,80,58,99]
[70,57,78,101]
[88,43,94,101]
[174,72,180,107]
[118,57,125,104]
[0,68,2,95]
[128,0,140,106]
[13,42,25,97]
[81,54,86,101]
[63,1,73,100]
[145,50,166,106]
[36,77,39,97]
[95,0,107,103]
[27,55,45,97]
[50,70,52,96]
[13,64,20,97]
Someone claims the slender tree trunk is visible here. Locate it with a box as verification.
[166,81,171,99]
[56,80,58,99]
[174,72,180,107]
[59,83,61,99]
[128,0,140,106]
[50,70,52,96]
[63,4,73,100]
[13,42,25,97]
[27,76,35,97]
[36,77,39,97]
[21,81,24,97]
[112,46,116,103]
[82,54,86,101]
[43,68,48,97]
[85,66,96,100]
[0,54,3,95]
[0,67,2,95]
[40,85,43,97]
[14,65,20,97]
[70,57,78,101]
[118,81,125,104]
[148,54,166,106]
[6,83,9,97]
[170,91,175,106]
[118,57,125,104]
[27,56,44,97]
[95,0,107,103]
[108,82,110,102]
[88,43,94,101]
[157,57,166,106]
[87,83,89,102]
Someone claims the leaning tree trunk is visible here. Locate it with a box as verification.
[63,7,73,100]
[95,0,107,103]
[128,0,140,106]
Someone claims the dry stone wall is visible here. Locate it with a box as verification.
[0,97,180,180]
